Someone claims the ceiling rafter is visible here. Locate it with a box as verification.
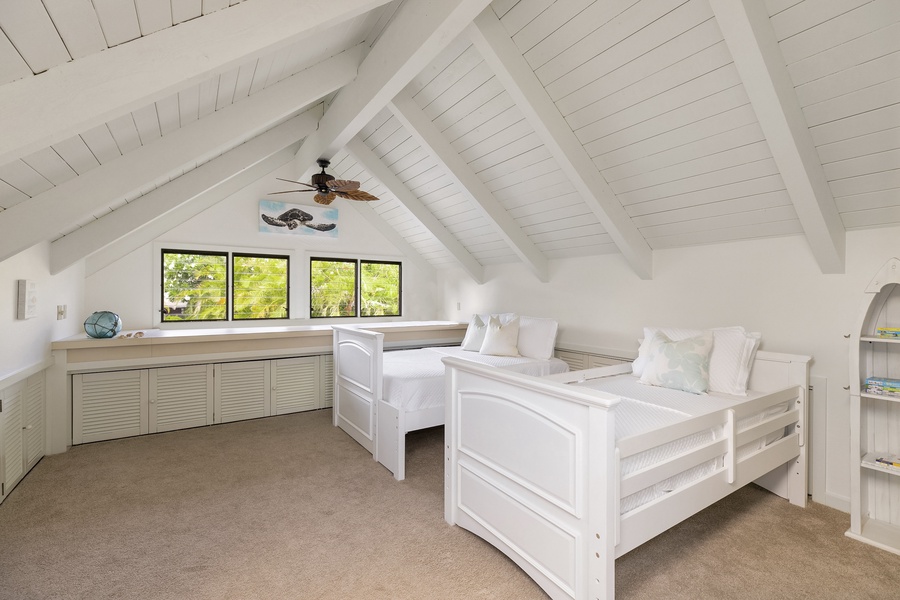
[295,0,494,178]
[346,136,484,283]
[0,48,359,264]
[54,110,320,275]
[709,0,845,274]
[389,92,550,283]
[84,146,301,278]
[467,8,653,280]
[0,0,389,166]
[347,203,436,278]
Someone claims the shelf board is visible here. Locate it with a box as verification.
[861,336,900,344]
[861,392,900,403]
[846,518,900,556]
[862,453,900,476]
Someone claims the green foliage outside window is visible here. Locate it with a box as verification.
[233,254,289,320]
[162,251,227,321]
[310,259,357,317]
[360,261,400,317]
[310,258,401,318]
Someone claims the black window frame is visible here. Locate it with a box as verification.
[309,257,402,319]
[359,259,402,318]
[231,252,291,321]
[161,249,229,323]
[160,248,291,323]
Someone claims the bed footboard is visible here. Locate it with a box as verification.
[332,326,383,455]
[444,358,618,600]
[444,351,810,600]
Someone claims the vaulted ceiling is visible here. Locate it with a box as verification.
[0,0,897,282]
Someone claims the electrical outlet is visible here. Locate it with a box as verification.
[57,305,67,320]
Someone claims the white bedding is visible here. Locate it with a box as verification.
[381,346,569,411]
[572,374,789,513]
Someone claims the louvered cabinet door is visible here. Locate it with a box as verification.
[554,350,586,371]
[1,384,24,501]
[149,365,214,433]
[23,374,44,471]
[73,370,149,444]
[320,354,334,409]
[214,361,270,424]
[271,357,319,415]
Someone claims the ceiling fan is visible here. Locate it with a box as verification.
[270,159,379,205]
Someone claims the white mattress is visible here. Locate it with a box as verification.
[381,346,568,412]
[572,374,789,513]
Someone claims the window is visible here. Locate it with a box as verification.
[360,260,401,317]
[162,250,228,322]
[161,250,289,322]
[310,258,401,318]
[232,253,289,320]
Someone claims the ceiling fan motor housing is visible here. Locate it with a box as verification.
[312,159,335,192]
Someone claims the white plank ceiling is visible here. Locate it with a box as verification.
[0,0,897,279]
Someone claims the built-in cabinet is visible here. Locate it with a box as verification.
[73,356,331,445]
[848,257,900,555]
[555,348,632,371]
[0,373,44,503]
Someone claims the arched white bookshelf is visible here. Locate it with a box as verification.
[847,257,900,555]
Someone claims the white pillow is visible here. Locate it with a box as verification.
[639,330,713,394]
[461,315,487,351]
[480,315,520,357]
[708,326,761,396]
[632,326,760,396]
[517,316,558,360]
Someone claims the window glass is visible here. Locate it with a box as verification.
[162,251,228,321]
[233,254,289,320]
[310,258,357,318]
[360,261,401,317]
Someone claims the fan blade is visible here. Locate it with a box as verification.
[327,179,361,192]
[276,178,315,188]
[315,192,337,205]
[269,189,315,195]
[335,189,379,202]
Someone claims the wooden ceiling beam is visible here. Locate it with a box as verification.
[295,0,493,176]
[0,48,358,264]
[346,136,484,283]
[710,0,845,273]
[468,8,653,280]
[55,111,317,275]
[0,0,387,167]
[389,92,549,283]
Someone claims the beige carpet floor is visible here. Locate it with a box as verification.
[0,409,898,599]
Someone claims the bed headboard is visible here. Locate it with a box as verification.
[747,350,811,394]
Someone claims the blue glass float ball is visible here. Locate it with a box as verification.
[84,311,123,339]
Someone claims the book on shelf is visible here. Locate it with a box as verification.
[865,377,900,397]
[873,454,900,470]
[875,327,900,338]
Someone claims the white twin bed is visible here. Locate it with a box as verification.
[443,325,811,600]
[332,319,568,480]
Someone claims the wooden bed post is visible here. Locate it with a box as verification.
[587,404,617,600]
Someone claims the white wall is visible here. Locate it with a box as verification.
[0,242,84,381]
[84,161,440,329]
[437,226,900,512]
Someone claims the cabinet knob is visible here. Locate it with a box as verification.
[843,386,850,390]
[22,425,32,430]
[843,334,851,339]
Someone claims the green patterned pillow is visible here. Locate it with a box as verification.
[639,330,713,394]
